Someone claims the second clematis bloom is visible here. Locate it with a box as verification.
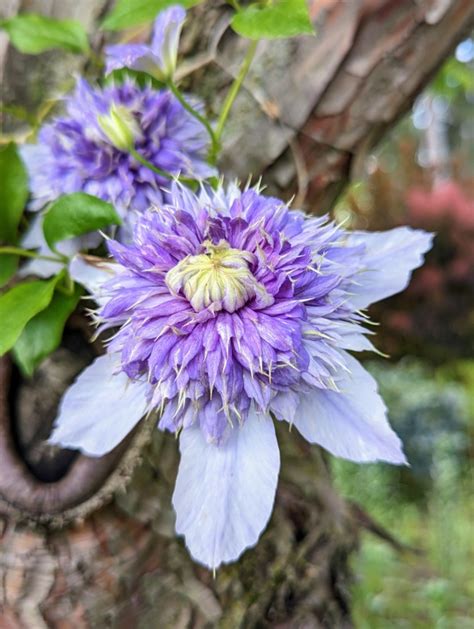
[19,77,214,277]
[21,78,213,217]
[50,183,433,569]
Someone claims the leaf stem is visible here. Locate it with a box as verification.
[61,271,76,296]
[227,0,242,12]
[214,39,258,146]
[0,246,64,263]
[167,81,219,163]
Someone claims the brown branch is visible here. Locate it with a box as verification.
[219,0,474,210]
[0,355,151,524]
[349,501,423,556]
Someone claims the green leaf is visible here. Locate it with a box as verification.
[102,0,201,31]
[0,255,18,288]
[231,0,314,40]
[431,57,474,100]
[0,143,28,243]
[0,277,59,356]
[0,13,89,55]
[43,193,121,251]
[13,286,82,376]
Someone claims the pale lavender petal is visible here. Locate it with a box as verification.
[19,257,64,279]
[173,408,280,570]
[19,215,66,278]
[151,5,186,77]
[105,43,157,74]
[19,144,53,212]
[269,389,300,424]
[20,216,102,279]
[292,353,407,464]
[49,353,150,457]
[347,227,433,309]
[336,322,377,353]
[69,255,119,304]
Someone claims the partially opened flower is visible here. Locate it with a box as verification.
[21,78,213,216]
[50,183,433,569]
[19,77,214,276]
[105,6,186,80]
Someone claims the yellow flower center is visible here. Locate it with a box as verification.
[166,240,273,313]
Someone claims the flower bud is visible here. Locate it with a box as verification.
[105,6,186,81]
[97,104,140,151]
[154,5,186,80]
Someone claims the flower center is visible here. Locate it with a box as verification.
[97,104,140,151]
[166,240,273,313]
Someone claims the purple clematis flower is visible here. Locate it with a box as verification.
[50,183,433,569]
[19,77,214,276]
[21,78,213,216]
[105,6,186,80]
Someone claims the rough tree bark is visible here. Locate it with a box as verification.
[1,1,473,627]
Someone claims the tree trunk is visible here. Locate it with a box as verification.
[1,1,473,627]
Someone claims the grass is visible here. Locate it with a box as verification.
[332,420,474,627]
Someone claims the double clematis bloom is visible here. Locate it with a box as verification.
[105,6,186,80]
[19,77,213,277]
[50,183,432,569]
[19,6,206,279]
[21,78,213,216]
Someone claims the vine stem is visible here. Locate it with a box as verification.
[0,246,63,263]
[167,81,219,163]
[214,39,259,147]
[129,147,197,187]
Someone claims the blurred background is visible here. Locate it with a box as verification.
[332,37,474,628]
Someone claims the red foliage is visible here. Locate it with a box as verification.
[359,177,474,362]
[406,181,474,289]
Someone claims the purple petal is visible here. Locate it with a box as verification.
[172,408,280,570]
[292,353,407,464]
[347,227,433,308]
[105,43,156,74]
[151,5,186,77]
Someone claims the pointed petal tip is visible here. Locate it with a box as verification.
[172,412,280,570]
[293,354,409,468]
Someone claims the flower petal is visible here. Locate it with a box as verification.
[336,321,377,353]
[172,408,280,570]
[20,215,103,279]
[104,43,155,74]
[19,144,54,212]
[293,354,407,464]
[49,353,150,456]
[69,254,118,304]
[348,227,433,308]
[151,5,186,77]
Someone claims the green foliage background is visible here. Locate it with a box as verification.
[333,37,474,625]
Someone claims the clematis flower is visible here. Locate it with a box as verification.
[21,78,213,216]
[105,6,186,80]
[19,77,214,276]
[50,183,433,569]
